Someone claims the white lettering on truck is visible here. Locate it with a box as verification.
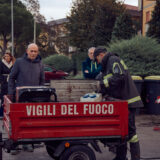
[26,105,56,116]
[83,104,114,115]
[61,104,79,115]
[26,103,114,116]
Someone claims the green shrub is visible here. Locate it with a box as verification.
[67,71,84,79]
[43,54,73,72]
[108,36,160,76]
[72,51,88,71]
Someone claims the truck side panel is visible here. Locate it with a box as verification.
[3,96,128,141]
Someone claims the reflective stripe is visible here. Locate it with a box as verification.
[120,60,128,70]
[104,73,113,79]
[113,62,122,74]
[2,74,9,76]
[103,73,113,88]
[127,96,141,104]
[128,134,139,143]
[103,79,109,87]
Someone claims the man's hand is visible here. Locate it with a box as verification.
[84,70,89,73]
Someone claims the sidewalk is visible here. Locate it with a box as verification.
[136,114,160,159]
[1,114,160,160]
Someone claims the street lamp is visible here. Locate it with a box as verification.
[11,0,14,56]
[34,17,36,43]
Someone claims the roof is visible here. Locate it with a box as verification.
[48,18,69,26]
[124,4,139,11]
[124,4,141,17]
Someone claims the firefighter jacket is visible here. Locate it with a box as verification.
[100,52,143,108]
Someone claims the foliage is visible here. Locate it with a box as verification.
[66,0,124,51]
[147,0,160,43]
[108,36,160,76]
[111,12,136,41]
[0,0,40,56]
[37,23,56,58]
[68,72,84,79]
[72,51,88,71]
[20,0,45,23]
[43,54,73,72]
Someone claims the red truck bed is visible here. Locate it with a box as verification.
[3,95,128,142]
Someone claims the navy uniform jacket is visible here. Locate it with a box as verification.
[82,58,102,79]
[100,53,143,108]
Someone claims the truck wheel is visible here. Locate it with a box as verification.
[60,145,96,160]
[46,145,59,160]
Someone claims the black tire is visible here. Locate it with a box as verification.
[46,145,59,160]
[59,145,96,160]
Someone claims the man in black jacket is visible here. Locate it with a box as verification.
[94,47,143,160]
[8,43,45,154]
[8,43,45,95]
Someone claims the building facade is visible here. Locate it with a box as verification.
[139,0,156,36]
[125,4,141,33]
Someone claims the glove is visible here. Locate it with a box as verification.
[95,81,101,93]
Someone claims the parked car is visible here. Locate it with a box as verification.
[44,65,68,82]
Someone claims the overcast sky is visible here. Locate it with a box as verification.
[39,0,138,22]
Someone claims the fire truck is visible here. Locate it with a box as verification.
[0,80,128,160]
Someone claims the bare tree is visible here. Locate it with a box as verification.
[20,0,46,23]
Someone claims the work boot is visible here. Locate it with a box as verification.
[114,143,127,160]
[130,142,140,160]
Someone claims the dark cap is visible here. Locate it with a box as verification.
[93,47,107,59]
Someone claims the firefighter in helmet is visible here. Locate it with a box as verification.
[94,47,143,160]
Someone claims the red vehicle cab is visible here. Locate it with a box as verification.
[44,65,68,82]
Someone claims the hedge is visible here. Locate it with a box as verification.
[108,36,160,76]
[43,54,73,72]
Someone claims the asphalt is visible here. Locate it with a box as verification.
[1,114,160,160]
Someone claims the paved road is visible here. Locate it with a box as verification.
[1,114,160,160]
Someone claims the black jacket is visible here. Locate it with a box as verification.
[100,53,143,108]
[0,60,13,96]
[8,53,45,95]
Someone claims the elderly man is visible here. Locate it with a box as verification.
[82,47,102,79]
[93,47,143,160]
[8,43,45,154]
[8,43,45,95]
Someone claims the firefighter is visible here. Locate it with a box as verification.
[93,47,143,160]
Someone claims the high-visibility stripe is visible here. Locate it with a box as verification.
[103,79,109,87]
[103,73,113,88]
[127,96,141,104]
[113,62,122,74]
[120,60,128,70]
[128,134,139,143]
[104,73,113,79]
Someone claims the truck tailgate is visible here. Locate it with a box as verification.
[3,96,128,141]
